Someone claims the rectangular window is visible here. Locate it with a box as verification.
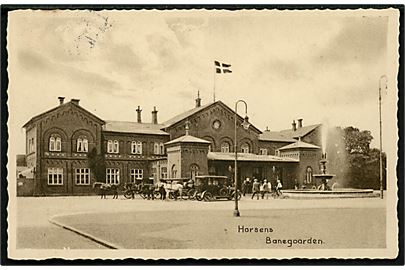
[130,169,143,183]
[48,168,63,185]
[260,148,268,155]
[106,168,120,184]
[75,168,90,185]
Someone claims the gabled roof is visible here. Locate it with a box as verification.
[162,100,262,134]
[103,121,169,136]
[164,134,211,145]
[278,140,321,151]
[279,124,321,139]
[23,101,105,128]
[162,102,213,128]
[259,131,297,142]
[207,152,299,162]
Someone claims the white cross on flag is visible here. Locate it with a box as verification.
[215,61,232,73]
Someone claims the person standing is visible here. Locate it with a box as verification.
[159,183,166,200]
[276,179,283,197]
[251,179,260,200]
[241,179,247,197]
[261,179,269,199]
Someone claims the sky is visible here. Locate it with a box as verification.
[7,9,399,156]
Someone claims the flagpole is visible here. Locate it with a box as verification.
[213,64,216,102]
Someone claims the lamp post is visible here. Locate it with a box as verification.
[234,100,250,217]
[379,75,387,199]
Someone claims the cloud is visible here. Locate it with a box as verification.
[17,49,122,94]
[314,16,388,66]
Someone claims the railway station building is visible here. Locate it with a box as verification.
[17,95,322,196]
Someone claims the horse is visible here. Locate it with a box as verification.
[164,181,184,200]
[93,182,119,199]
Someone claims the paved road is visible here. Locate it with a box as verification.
[16,196,386,249]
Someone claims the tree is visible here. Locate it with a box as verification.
[88,147,106,183]
[342,126,386,189]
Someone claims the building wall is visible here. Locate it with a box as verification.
[31,103,103,195]
[280,148,322,188]
[166,103,261,154]
[301,127,322,147]
[25,126,37,168]
[102,132,169,156]
[258,141,291,155]
[167,145,182,178]
[180,143,209,178]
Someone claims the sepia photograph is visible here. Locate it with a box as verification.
[3,6,402,261]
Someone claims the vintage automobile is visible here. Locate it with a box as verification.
[192,175,241,202]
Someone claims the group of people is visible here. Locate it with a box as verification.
[241,177,283,199]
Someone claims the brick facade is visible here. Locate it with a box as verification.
[20,98,323,195]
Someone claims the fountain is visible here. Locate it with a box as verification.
[282,149,377,198]
[312,153,335,191]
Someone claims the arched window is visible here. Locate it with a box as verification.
[305,166,313,183]
[154,142,159,155]
[49,137,55,151]
[107,140,113,153]
[171,164,177,178]
[107,140,119,153]
[83,138,88,152]
[221,142,230,153]
[113,140,119,153]
[240,143,250,153]
[190,164,199,181]
[49,135,61,152]
[160,143,165,154]
[77,137,88,152]
[131,141,142,154]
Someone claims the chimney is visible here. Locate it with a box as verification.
[71,98,80,105]
[292,120,297,131]
[195,90,201,108]
[58,96,65,105]
[152,106,158,124]
[297,118,303,128]
[136,106,142,123]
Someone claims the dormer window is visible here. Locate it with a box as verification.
[49,135,61,152]
[77,137,88,153]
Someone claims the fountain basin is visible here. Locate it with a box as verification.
[283,188,378,199]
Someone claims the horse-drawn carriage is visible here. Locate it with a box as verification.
[122,178,159,200]
[191,175,241,202]
[160,178,193,200]
[93,182,119,199]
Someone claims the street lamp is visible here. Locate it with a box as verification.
[379,75,387,199]
[234,100,250,217]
